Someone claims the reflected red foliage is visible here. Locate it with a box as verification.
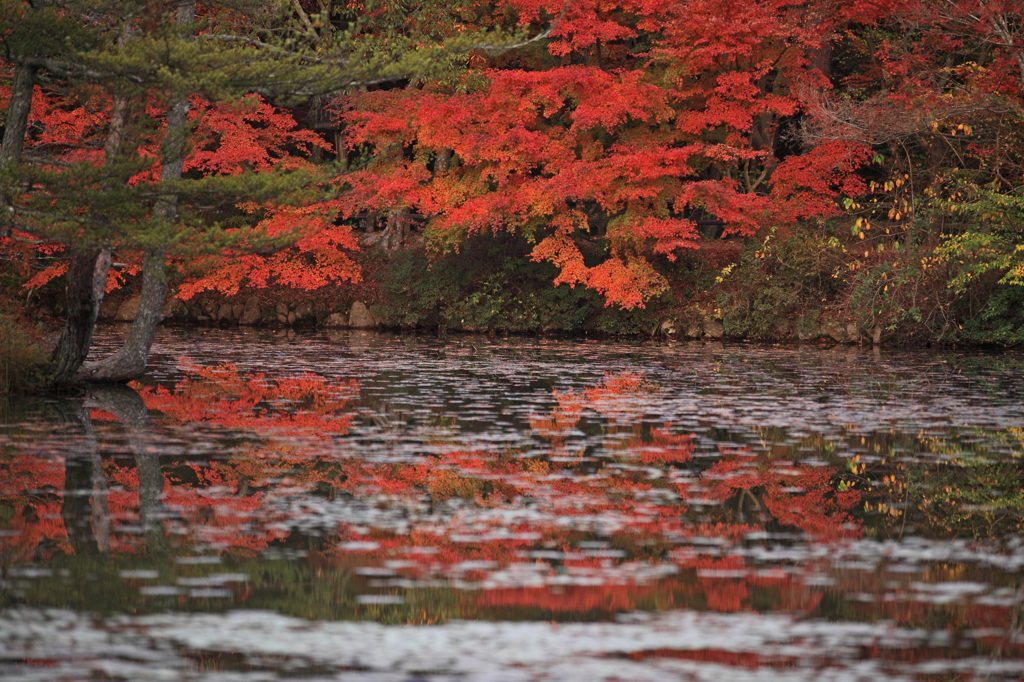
[0,456,67,563]
[3,362,1018,646]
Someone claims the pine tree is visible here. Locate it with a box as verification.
[3,0,514,385]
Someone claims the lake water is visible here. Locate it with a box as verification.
[2,327,1022,681]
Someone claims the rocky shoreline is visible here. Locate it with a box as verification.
[105,293,380,329]
[98,290,891,345]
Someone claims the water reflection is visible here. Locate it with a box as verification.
[1,330,1022,680]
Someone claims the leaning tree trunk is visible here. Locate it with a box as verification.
[77,2,195,384]
[79,250,168,382]
[48,249,111,385]
[79,93,190,383]
[1,59,111,388]
[46,48,132,386]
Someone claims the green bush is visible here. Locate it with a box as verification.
[714,226,845,339]
[592,298,664,335]
[375,233,614,334]
[846,241,949,344]
[933,208,1024,345]
[947,274,1024,345]
[0,309,47,394]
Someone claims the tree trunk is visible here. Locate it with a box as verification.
[0,62,35,165]
[78,250,167,382]
[379,208,410,250]
[45,49,133,386]
[360,211,376,234]
[46,84,128,383]
[48,249,110,386]
[77,2,195,384]
[989,13,1024,89]
[334,130,348,168]
[1,61,37,242]
[434,148,452,173]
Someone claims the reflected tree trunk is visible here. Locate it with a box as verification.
[85,384,167,552]
[57,400,109,556]
[56,385,167,556]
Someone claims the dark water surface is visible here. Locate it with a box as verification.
[2,327,1023,680]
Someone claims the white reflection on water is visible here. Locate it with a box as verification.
[5,606,1023,681]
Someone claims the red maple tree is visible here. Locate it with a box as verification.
[337,0,885,306]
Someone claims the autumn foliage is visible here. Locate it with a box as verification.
[340,0,887,306]
[3,0,1024,312]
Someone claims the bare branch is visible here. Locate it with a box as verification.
[289,0,317,38]
[469,2,568,55]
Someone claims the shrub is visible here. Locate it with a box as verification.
[0,309,47,394]
[375,233,613,334]
[714,225,846,339]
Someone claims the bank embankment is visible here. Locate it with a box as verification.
[12,225,1024,348]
